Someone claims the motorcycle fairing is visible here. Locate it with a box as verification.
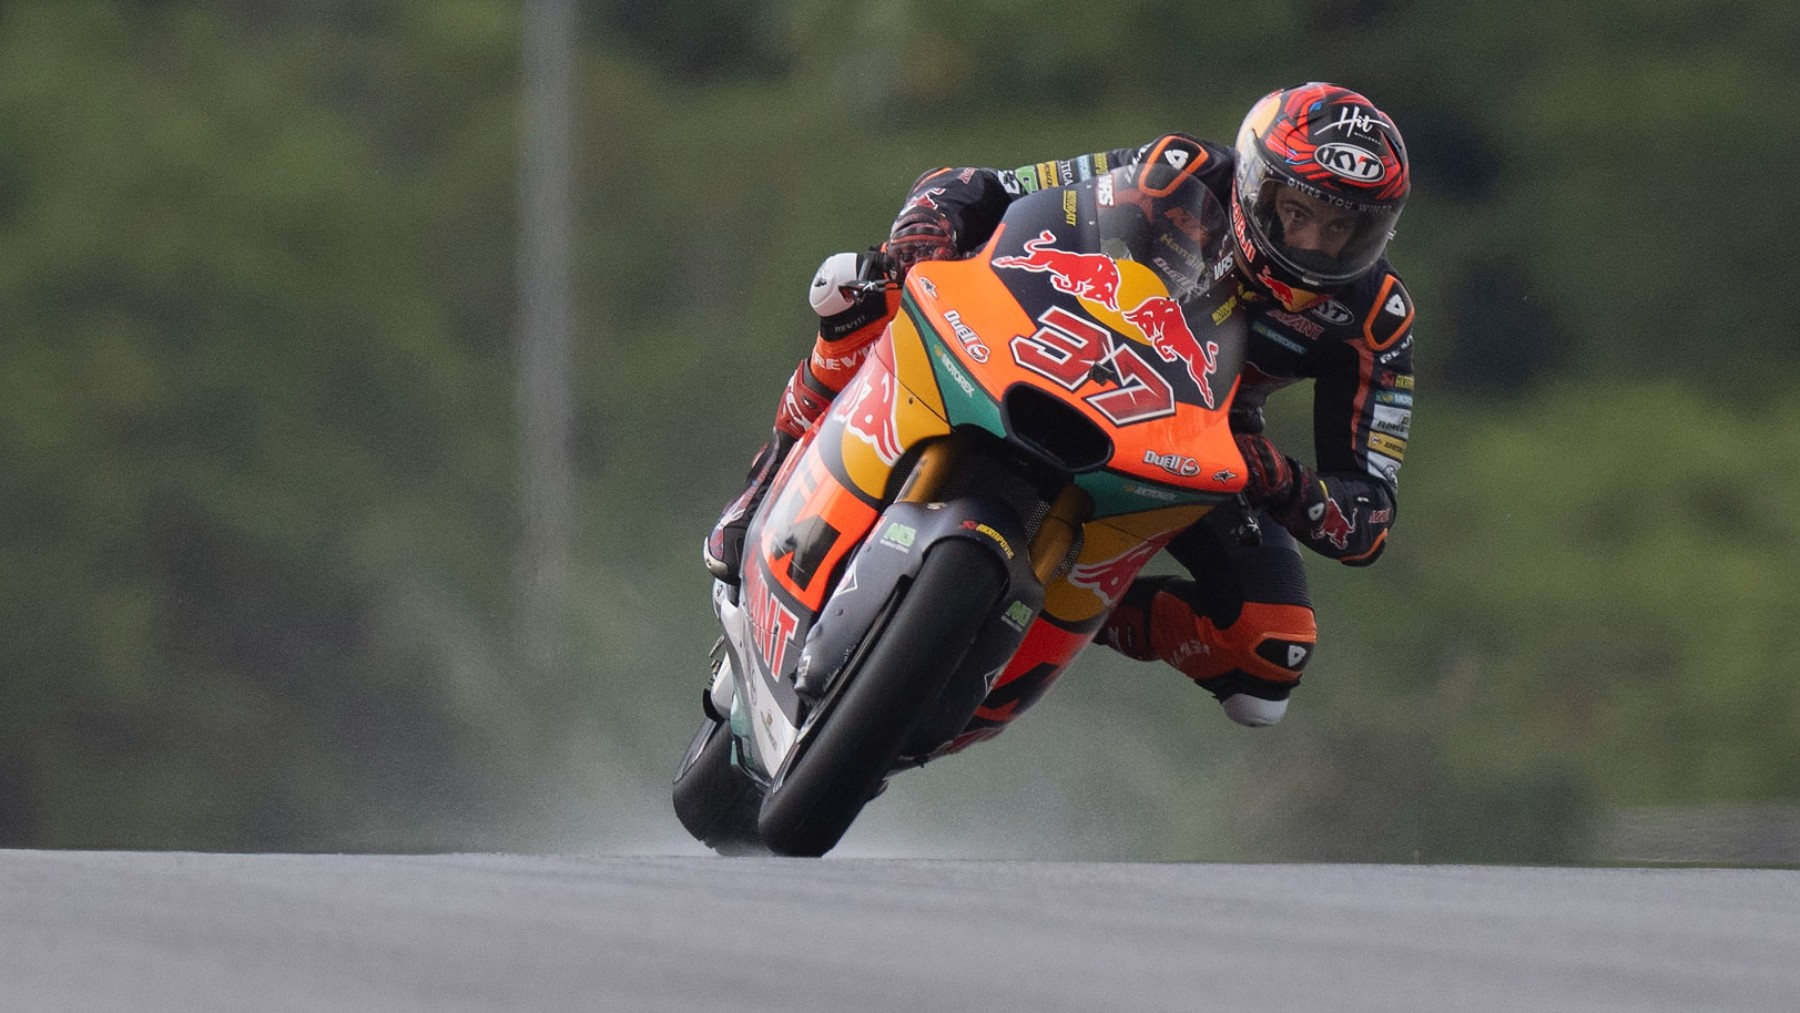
[904,265,1245,508]
[830,319,954,503]
[730,164,1259,767]
[900,167,1249,496]
[736,464,1043,781]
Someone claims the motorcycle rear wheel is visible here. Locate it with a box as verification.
[757,539,1004,857]
[672,717,767,856]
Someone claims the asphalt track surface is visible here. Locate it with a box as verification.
[4,851,1797,1012]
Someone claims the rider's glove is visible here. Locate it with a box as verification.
[885,206,958,274]
[1235,433,1322,522]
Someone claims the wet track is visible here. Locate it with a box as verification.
[3,850,1797,1012]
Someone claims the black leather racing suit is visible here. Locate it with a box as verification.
[894,135,1416,709]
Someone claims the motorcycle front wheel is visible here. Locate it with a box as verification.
[672,717,767,856]
[757,538,1005,857]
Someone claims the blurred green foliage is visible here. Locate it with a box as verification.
[1,0,1793,861]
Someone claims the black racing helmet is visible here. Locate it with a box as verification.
[1229,83,1409,309]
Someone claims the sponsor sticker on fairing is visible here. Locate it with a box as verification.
[1210,293,1239,326]
[1003,600,1034,631]
[1211,253,1237,283]
[961,520,1015,559]
[1125,297,1219,408]
[833,368,904,463]
[743,565,799,676]
[932,344,977,397]
[994,231,1123,310]
[1070,540,1165,607]
[1143,449,1201,477]
[1121,481,1180,502]
[880,522,917,552]
[942,309,990,362]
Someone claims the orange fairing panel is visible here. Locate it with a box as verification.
[1043,504,1209,625]
[831,323,953,502]
[906,236,1245,498]
[759,450,879,613]
[969,619,1091,728]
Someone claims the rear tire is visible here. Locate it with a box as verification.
[757,539,1004,857]
[672,718,767,856]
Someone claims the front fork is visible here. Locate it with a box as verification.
[793,434,1089,703]
[897,436,1091,584]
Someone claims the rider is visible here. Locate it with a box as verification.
[704,83,1414,729]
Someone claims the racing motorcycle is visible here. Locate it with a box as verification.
[674,154,1251,857]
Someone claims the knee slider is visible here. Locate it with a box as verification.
[1221,694,1288,727]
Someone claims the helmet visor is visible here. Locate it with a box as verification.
[1240,155,1401,287]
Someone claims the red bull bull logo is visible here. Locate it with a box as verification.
[1254,267,1325,312]
[904,187,946,211]
[1069,539,1166,607]
[1254,267,1298,308]
[1310,496,1355,550]
[994,230,1123,310]
[1123,296,1219,409]
[831,368,903,464]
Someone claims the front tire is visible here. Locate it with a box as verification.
[672,718,766,855]
[757,539,1005,857]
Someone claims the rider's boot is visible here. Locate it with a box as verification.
[703,430,796,583]
[1096,575,1315,727]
